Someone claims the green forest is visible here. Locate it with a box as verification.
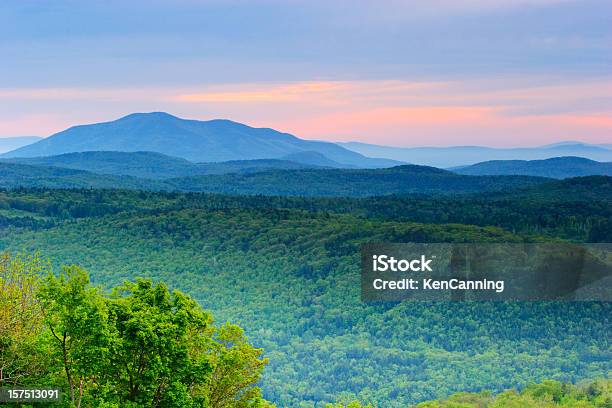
[0,161,549,196]
[0,176,610,406]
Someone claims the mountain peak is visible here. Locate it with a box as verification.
[118,112,181,122]
[1,113,401,168]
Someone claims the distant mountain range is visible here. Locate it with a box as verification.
[338,141,612,168]
[4,151,607,181]
[454,157,612,179]
[0,136,42,153]
[0,112,612,188]
[0,160,550,197]
[2,112,400,168]
[2,151,331,179]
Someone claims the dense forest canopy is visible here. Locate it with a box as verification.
[1,175,610,241]
[1,178,610,406]
[3,253,610,407]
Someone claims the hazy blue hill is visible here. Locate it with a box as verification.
[0,162,168,190]
[454,157,612,178]
[169,165,549,196]
[338,141,612,167]
[2,112,401,168]
[0,162,85,178]
[509,175,612,201]
[0,136,42,153]
[3,151,200,179]
[0,161,549,196]
[2,151,329,179]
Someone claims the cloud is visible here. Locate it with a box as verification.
[173,82,352,103]
[1,77,611,146]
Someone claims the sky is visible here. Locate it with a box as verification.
[0,0,611,146]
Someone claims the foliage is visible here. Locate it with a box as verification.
[0,254,273,407]
[1,185,610,406]
[2,175,609,241]
[0,253,50,386]
[413,379,612,407]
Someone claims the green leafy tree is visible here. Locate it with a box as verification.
[0,253,49,386]
[39,265,112,407]
[28,261,275,407]
[105,279,213,407]
[207,323,272,407]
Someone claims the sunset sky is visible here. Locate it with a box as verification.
[1,0,611,146]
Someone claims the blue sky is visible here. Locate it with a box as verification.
[1,0,611,146]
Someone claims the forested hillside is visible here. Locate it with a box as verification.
[169,165,548,196]
[0,161,550,196]
[412,379,611,407]
[0,162,169,190]
[1,183,610,406]
[2,151,325,179]
[5,252,608,407]
[454,156,612,178]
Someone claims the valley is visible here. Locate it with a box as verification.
[1,182,610,406]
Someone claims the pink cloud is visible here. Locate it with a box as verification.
[0,78,610,146]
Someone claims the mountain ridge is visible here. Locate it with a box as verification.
[0,160,551,197]
[2,112,401,168]
[453,156,612,178]
[338,141,612,167]
[1,151,328,179]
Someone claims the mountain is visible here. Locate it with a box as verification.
[0,162,168,190]
[0,136,42,153]
[2,112,401,168]
[2,151,200,179]
[1,151,326,179]
[169,165,548,197]
[0,161,549,196]
[453,157,612,179]
[338,141,612,168]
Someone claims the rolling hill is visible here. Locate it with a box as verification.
[338,141,612,168]
[0,162,168,190]
[453,156,612,178]
[1,151,325,179]
[2,112,401,168]
[2,151,200,179]
[168,165,549,196]
[0,161,550,196]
